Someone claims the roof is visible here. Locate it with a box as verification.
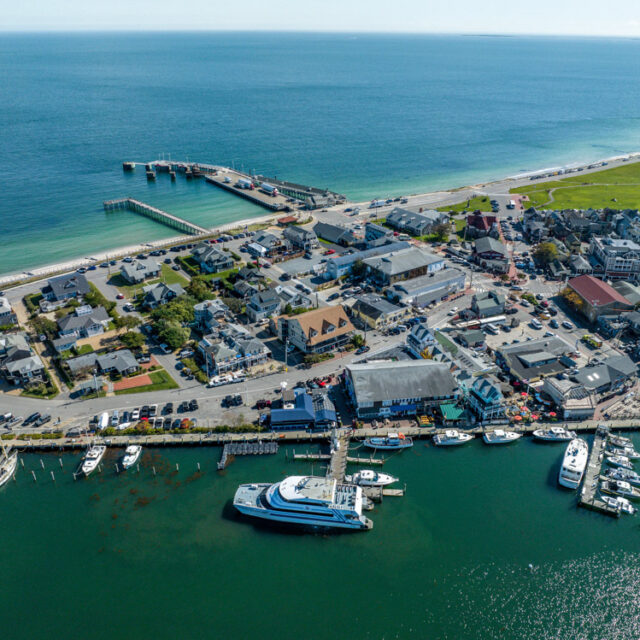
[386,207,445,230]
[46,273,90,298]
[327,241,411,270]
[120,259,160,281]
[612,281,640,306]
[363,247,442,277]
[470,376,504,404]
[96,350,138,373]
[143,282,185,304]
[457,329,485,344]
[58,306,110,332]
[192,242,233,265]
[254,231,281,249]
[283,305,354,346]
[270,391,315,425]
[474,236,507,257]
[568,275,632,306]
[467,212,497,231]
[4,354,44,375]
[498,336,574,380]
[346,360,458,405]
[390,268,465,296]
[313,222,356,245]
[352,294,403,320]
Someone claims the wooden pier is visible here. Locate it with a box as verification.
[205,173,289,212]
[103,198,208,236]
[579,425,619,517]
[217,441,279,470]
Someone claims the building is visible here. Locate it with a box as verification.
[364,222,393,243]
[473,237,508,263]
[0,333,45,385]
[350,294,409,330]
[467,376,505,422]
[611,280,640,306]
[313,222,357,247]
[405,322,436,357]
[363,246,444,285]
[541,378,595,420]
[385,207,449,236]
[120,259,160,284]
[0,297,17,326]
[198,325,271,375]
[573,354,637,396]
[142,282,186,309]
[275,285,312,312]
[65,349,139,378]
[466,212,499,239]
[456,329,486,350]
[344,360,460,419]
[193,299,229,333]
[386,268,466,307]
[253,231,284,257]
[496,336,575,382]
[471,291,505,318]
[566,274,634,322]
[274,305,354,354]
[589,237,640,281]
[43,273,90,302]
[57,305,110,339]
[283,225,318,251]
[568,254,592,275]
[246,289,282,322]
[269,389,337,431]
[192,243,235,274]
[323,241,410,280]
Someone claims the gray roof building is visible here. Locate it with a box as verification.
[97,350,139,374]
[573,354,637,394]
[143,282,185,308]
[386,268,466,306]
[497,336,575,381]
[283,225,318,250]
[474,236,508,260]
[58,306,110,336]
[363,247,444,284]
[44,273,90,301]
[192,243,235,274]
[120,259,160,284]
[313,222,357,246]
[386,207,449,236]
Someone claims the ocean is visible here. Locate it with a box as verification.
[2,33,640,275]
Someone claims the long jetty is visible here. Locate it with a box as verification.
[579,425,619,517]
[103,198,209,236]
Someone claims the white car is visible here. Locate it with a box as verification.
[562,321,574,330]
[447,307,458,316]
[131,409,140,421]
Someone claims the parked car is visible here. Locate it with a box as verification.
[562,320,574,330]
[189,399,199,411]
[178,401,190,413]
[163,402,174,415]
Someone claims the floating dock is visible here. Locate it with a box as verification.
[579,425,620,517]
[103,197,208,236]
[217,441,279,470]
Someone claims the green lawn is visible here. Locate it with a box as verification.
[511,161,640,209]
[437,196,493,213]
[114,370,179,395]
[160,264,189,287]
[110,265,189,299]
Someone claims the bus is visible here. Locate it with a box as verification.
[453,315,506,330]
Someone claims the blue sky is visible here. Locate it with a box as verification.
[2,0,640,36]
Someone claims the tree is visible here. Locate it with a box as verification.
[114,315,140,334]
[187,276,213,302]
[120,331,145,350]
[351,260,367,279]
[351,334,366,348]
[150,296,196,324]
[30,315,58,339]
[561,287,584,310]
[221,297,243,315]
[433,222,451,242]
[533,242,558,265]
[155,320,190,350]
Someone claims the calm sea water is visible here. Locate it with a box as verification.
[3,438,640,640]
[2,33,640,275]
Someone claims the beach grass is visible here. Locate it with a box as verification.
[437,196,493,213]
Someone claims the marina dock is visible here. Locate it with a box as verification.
[103,198,209,236]
[217,441,279,470]
[579,425,619,517]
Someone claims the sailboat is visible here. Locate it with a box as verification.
[0,444,18,489]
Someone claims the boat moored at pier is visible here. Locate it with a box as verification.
[433,430,474,446]
[605,454,634,470]
[344,469,398,487]
[533,427,577,442]
[120,445,142,470]
[558,438,588,489]
[0,447,18,489]
[363,433,413,451]
[80,445,106,477]
[483,429,521,445]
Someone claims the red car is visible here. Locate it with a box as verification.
[116,293,125,300]
[323,249,336,255]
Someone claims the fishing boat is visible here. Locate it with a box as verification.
[601,494,637,515]
[606,445,640,460]
[0,446,18,489]
[532,427,577,442]
[600,480,640,501]
[80,445,106,477]
[433,430,474,446]
[120,445,142,470]
[344,469,398,487]
[605,454,634,470]
[363,432,413,450]
[604,467,640,486]
[558,438,588,489]
[483,429,521,444]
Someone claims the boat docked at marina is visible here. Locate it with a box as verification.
[600,480,640,501]
[558,438,588,489]
[233,475,373,531]
[0,446,18,489]
[483,429,521,445]
[601,494,637,515]
[80,445,106,477]
[609,434,633,449]
[604,467,640,486]
[363,432,413,451]
[344,469,398,487]
[606,445,640,460]
[605,454,634,470]
[532,427,577,442]
[120,445,142,470]
[433,430,474,446]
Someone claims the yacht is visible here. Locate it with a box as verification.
[80,445,106,477]
[606,445,640,460]
[0,447,18,489]
[233,475,373,531]
[609,434,633,449]
[344,469,398,487]
[558,438,588,489]
[120,445,142,470]
[433,430,474,446]
[483,429,521,445]
[532,427,577,442]
[601,495,637,515]
[605,454,634,470]
[600,480,640,501]
[363,433,413,450]
[604,467,640,486]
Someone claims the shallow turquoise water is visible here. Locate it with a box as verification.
[2,33,640,274]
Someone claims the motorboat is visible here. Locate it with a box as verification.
[363,433,413,450]
[606,445,640,460]
[600,480,640,501]
[0,447,18,489]
[344,469,398,487]
[601,494,637,515]
[120,445,142,470]
[558,438,588,489]
[80,445,106,477]
[609,434,633,448]
[605,455,634,470]
[483,429,521,444]
[433,430,474,446]
[532,427,577,442]
[604,467,640,486]
[233,475,373,531]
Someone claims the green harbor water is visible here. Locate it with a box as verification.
[3,437,640,639]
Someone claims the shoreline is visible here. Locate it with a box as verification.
[2,149,639,288]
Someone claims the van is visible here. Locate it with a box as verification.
[530,319,542,330]
[485,323,499,335]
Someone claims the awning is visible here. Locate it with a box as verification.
[440,404,464,421]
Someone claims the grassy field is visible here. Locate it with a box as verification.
[437,196,493,213]
[511,161,640,209]
[114,370,179,395]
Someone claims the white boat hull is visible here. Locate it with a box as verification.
[121,446,142,470]
[0,452,18,488]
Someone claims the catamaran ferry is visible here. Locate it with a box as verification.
[233,475,373,531]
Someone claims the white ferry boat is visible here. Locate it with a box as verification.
[344,469,398,487]
[483,429,521,445]
[0,447,18,489]
[433,430,474,446]
[558,438,588,489]
[233,475,373,531]
[80,445,106,477]
[120,445,142,470]
[601,495,637,515]
[532,427,577,442]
